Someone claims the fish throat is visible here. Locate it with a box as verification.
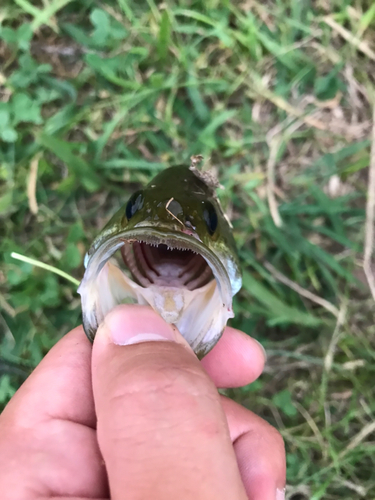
[122,241,213,290]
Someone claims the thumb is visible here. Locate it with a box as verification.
[92,305,247,500]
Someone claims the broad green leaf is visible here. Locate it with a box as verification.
[272,389,297,417]
[0,24,33,51]
[61,242,82,270]
[1,129,18,142]
[67,222,85,243]
[12,93,42,125]
[9,54,51,88]
[90,8,111,46]
[16,23,33,50]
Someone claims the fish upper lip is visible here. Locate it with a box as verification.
[133,222,202,242]
[121,228,205,255]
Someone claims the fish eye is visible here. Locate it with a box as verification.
[126,190,144,220]
[202,201,218,236]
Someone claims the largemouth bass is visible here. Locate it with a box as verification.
[78,163,242,358]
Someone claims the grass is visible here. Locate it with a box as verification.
[0,0,375,498]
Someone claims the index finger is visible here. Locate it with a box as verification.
[0,328,106,499]
[2,326,95,428]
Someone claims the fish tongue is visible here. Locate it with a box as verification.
[138,285,195,324]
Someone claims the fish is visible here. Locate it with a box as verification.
[78,163,242,358]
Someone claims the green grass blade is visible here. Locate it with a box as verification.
[242,271,323,327]
[11,253,80,287]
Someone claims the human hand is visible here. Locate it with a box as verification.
[0,305,285,500]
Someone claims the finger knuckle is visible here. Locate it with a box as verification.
[126,360,213,400]
[103,345,217,416]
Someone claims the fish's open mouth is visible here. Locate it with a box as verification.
[78,228,234,358]
[121,242,213,290]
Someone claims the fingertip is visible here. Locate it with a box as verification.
[93,304,192,350]
[1,323,95,429]
[201,327,266,388]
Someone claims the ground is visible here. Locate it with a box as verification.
[1,1,375,498]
